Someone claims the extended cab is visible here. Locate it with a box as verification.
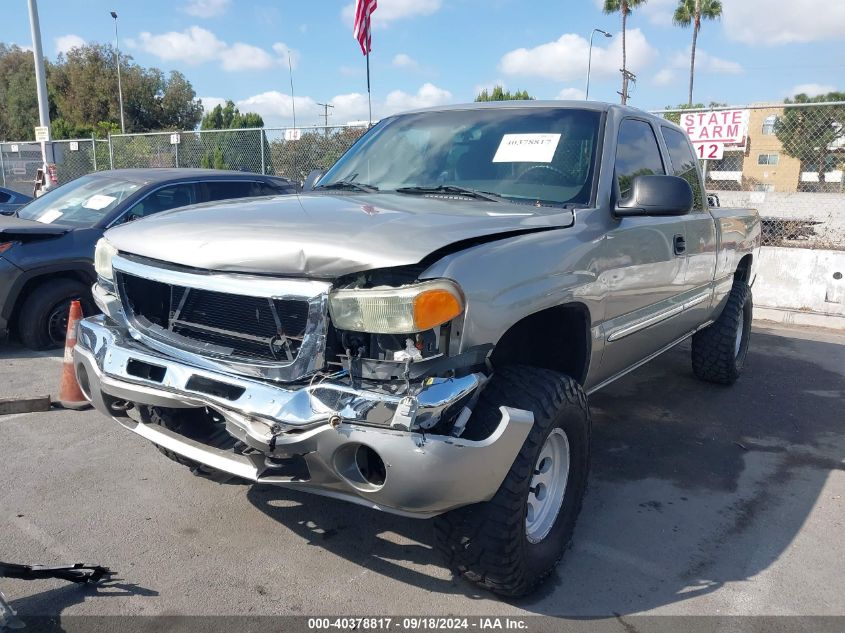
[74,102,760,596]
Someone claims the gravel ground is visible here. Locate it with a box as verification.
[0,323,843,620]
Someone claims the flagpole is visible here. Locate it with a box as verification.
[366,49,372,127]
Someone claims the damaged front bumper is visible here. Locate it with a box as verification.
[74,316,534,517]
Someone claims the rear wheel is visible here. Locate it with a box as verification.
[434,366,590,596]
[691,280,752,385]
[17,279,93,350]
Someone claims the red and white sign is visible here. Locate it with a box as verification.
[682,109,750,144]
[695,142,725,160]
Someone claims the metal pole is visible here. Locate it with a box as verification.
[366,51,372,127]
[586,29,612,101]
[111,12,126,134]
[260,129,265,174]
[91,136,97,171]
[27,0,54,170]
[108,134,114,169]
[0,144,6,187]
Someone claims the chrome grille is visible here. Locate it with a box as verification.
[118,272,311,363]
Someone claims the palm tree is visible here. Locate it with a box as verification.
[674,0,723,105]
[603,0,648,104]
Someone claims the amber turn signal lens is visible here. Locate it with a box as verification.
[413,288,463,330]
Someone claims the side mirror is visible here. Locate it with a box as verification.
[614,175,693,218]
[302,169,326,192]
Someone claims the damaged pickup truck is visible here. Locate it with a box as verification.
[74,102,760,596]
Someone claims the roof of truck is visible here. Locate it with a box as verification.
[86,168,290,184]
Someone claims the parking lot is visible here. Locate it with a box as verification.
[1,323,843,619]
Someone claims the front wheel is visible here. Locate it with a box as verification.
[691,279,752,385]
[17,279,94,350]
[434,366,591,596]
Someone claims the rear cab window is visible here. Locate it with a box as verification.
[614,119,665,199]
[661,126,706,211]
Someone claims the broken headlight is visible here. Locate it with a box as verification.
[329,279,464,334]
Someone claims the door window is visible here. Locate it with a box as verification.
[661,126,706,211]
[204,180,255,202]
[615,119,665,199]
[123,183,198,222]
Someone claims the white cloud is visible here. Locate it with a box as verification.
[341,0,442,28]
[200,96,227,112]
[499,29,656,82]
[184,0,231,18]
[788,83,837,98]
[385,83,452,112]
[235,83,453,127]
[669,49,743,75]
[556,87,586,100]
[55,34,85,55]
[652,68,676,86]
[133,26,298,72]
[136,26,225,64]
[723,0,845,44]
[392,53,418,69]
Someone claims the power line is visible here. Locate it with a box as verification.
[316,102,334,128]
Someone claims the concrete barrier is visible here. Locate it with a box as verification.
[753,246,845,329]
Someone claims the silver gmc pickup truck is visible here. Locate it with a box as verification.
[75,102,760,596]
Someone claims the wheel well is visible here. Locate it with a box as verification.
[734,254,753,284]
[8,270,92,337]
[489,303,591,385]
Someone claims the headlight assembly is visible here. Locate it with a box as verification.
[94,238,118,282]
[329,279,464,334]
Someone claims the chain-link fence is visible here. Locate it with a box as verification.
[651,102,845,250]
[3,106,842,250]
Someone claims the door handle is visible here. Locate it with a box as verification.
[673,234,686,255]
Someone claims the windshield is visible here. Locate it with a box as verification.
[319,107,601,207]
[18,174,141,227]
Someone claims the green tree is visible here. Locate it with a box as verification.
[474,86,534,102]
[0,44,42,140]
[200,100,264,130]
[673,0,723,106]
[603,0,648,102]
[661,101,727,124]
[775,92,845,189]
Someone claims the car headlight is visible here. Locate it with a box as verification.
[329,280,464,334]
[94,238,118,282]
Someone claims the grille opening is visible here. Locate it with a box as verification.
[185,375,246,401]
[263,454,310,481]
[118,271,311,363]
[126,358,166,383]
[355,445,387,487]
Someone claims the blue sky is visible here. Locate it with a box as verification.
[3,0,844,127]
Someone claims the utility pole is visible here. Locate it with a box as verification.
[111,11,126,134]
[316,102,334,129]
[26,0,55,187]
[618,69,636,105]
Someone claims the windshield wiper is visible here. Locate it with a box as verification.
[394,185,505,202]
[314,180,379,193]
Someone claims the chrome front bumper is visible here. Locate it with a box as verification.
[74,316,534,517]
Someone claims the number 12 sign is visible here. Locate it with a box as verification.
[695,142,724,160]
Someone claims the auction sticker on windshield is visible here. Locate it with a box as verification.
[493,133,561,163]
[84,194,117,210]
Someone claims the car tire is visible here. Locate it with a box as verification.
[433,366,591,597]
[140,406,245,484]
[17,279,93,350]
[691,279,752,385]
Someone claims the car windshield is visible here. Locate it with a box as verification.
[17,174,141,227]
[318,107,602,207]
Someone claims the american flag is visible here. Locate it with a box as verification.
[353,0,377,55]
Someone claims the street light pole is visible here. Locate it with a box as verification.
[111,11,125,134]
[26,0,54,181]
[585,28,612,101]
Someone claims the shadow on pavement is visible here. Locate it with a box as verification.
[248,328,845,614]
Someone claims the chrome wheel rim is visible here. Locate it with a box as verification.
[735,313,744,357]
[525,428,570,544]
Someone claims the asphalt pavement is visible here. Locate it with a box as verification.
[0,323,842,618]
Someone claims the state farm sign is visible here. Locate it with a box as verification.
[681,109,750,144]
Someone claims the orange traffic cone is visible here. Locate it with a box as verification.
[57,299,91,410]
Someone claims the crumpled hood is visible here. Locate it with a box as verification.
[105,192,574,277]
[0,216,70,239]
